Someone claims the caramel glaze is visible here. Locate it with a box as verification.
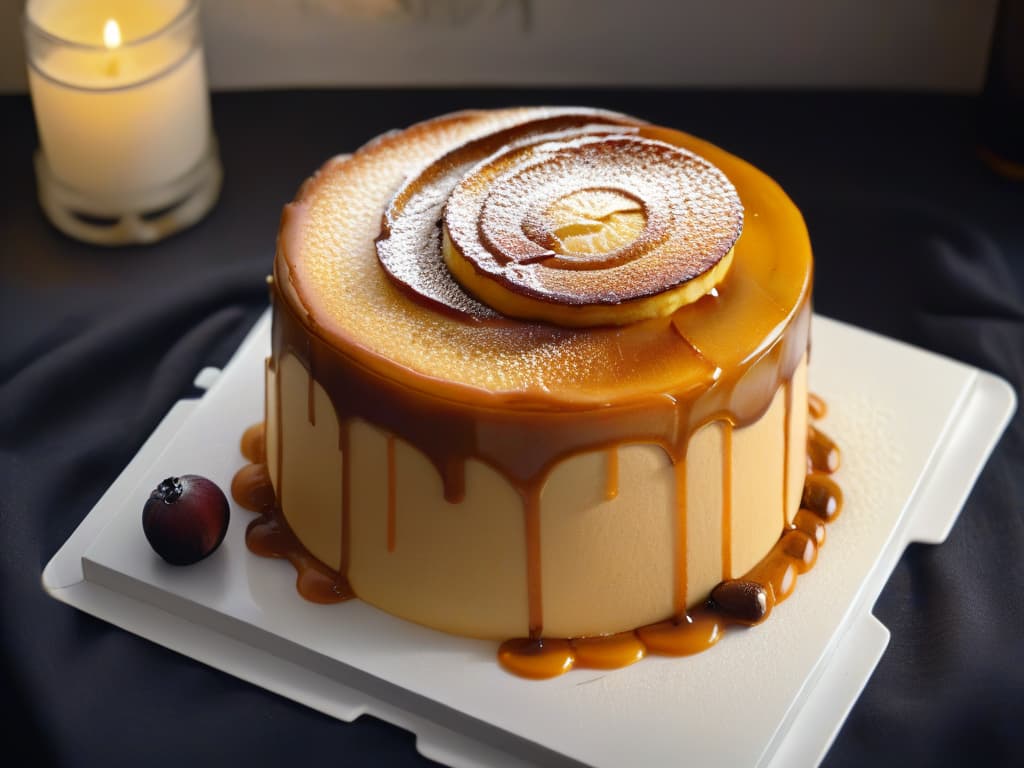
[604,448,619,501]
[231,398,842,679]
[265,276,810,641]
[272,271,808,503]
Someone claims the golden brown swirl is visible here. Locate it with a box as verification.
[445,132,742,326]
[376,110,642,322]
[376,111,744,327]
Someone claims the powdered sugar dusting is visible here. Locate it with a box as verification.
[445,133,743,305]
[286,107,809,400]
[376,111,641,320]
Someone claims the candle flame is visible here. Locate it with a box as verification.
[103,19,122,50]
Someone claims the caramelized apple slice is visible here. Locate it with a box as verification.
[375,109,642,322]
[443,134,743,327]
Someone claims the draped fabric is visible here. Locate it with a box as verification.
[2,90,1021,767]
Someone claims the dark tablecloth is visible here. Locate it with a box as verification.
[2,90,1022,767]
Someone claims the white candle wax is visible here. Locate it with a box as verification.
[26,0,212,197]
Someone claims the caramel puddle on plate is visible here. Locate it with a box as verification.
[232,426,353,604]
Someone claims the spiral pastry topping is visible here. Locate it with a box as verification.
[376,110,640,322]
[377,112,744,327]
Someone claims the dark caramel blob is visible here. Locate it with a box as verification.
[710,579,771,625]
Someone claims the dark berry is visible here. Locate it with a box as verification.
[142,475,229,565]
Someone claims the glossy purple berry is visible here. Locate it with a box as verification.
[142,475,229,565]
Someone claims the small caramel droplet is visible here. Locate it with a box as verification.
[749,561,794,606]
[231,463,275,512]
[295,558,352,604]
[636,609,722,656]
[802,472,843,522]
[604,446,619,501]
[571,632,646,670]
[807,425,840,473]
[808,393,827,419]
[711,579,771,625]
[498,638,575,679]
[780,530,817,573]
[793,508,827,548]
[245,513,291,557]
[240,422,267,464]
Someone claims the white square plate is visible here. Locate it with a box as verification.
[43,312,1016,768]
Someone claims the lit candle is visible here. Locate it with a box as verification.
[24,0,219,243]
[103,19,122,78]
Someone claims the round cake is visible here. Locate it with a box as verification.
[233,107,841,679]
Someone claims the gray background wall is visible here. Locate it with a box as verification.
[1,0,1001,92]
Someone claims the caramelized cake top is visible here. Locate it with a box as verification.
[276,108,811,408]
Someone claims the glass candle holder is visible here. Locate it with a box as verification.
[24,0,222,245]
